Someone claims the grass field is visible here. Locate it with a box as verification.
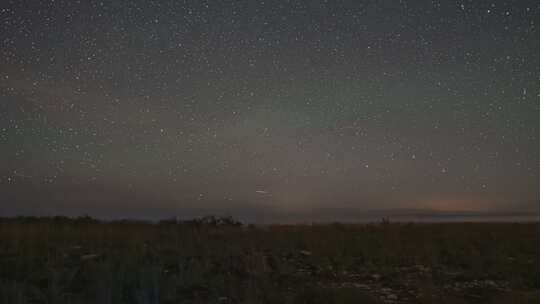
[1,216,540,303]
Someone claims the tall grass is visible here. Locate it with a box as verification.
[1,217,539,303]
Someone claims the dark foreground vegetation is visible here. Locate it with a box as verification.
[1,216,540,304]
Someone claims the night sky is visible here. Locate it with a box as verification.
[1,1,539,221]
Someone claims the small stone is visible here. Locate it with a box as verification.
[484,280,496,288]
[80,253,100,261]
[299,250,312,257]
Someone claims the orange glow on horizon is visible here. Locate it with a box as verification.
[418,197,497,212]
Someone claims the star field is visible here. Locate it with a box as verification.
[1,0,539,220]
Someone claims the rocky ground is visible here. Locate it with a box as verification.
[271,250,517,303]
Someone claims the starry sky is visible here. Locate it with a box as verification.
[1,0,539,221]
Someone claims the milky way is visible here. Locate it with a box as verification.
[1,1,539,220]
